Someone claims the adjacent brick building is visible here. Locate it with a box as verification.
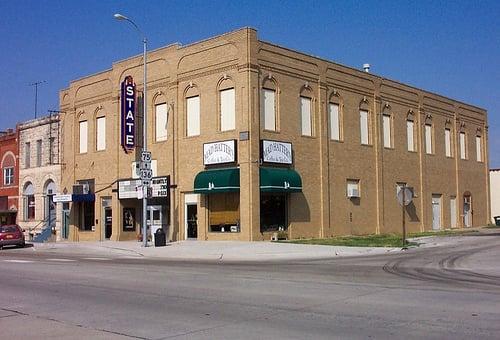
[0,129,19,225]
[17,114,62,240]
[59,28,489,242]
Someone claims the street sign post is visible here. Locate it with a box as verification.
[397,186,414,248]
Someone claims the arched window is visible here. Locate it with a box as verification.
[382,104,393,148]
[444,120,453,158]
[1,153,15,186]
[185,84,200,137]
[261,76,278,131]
[299,85,314,137]
[154,92,168,142]
[424,115,433,155]
[328,91,342,141]
[218,77,235,132]
[23,182,35,220]
[359,99,371,145]
[406,111,416,152]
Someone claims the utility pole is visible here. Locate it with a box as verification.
[29,80,46,118]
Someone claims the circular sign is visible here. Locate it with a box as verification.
[397,187,414,206]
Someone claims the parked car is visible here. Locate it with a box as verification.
[0,224,26,248]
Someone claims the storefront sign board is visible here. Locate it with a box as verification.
[118,179,142,199]
[262,140,293,165]
[151,176,170,198]
[203,140,236,165]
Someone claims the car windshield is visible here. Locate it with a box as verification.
[0,226,18,233]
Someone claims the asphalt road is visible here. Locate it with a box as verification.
[1,233,499,339]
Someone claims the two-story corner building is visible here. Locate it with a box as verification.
[17,114,63,241]
[59,28,489,243]
[0,129,19,225]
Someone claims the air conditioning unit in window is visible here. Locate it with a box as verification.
[73,184,90,195]
[347,188,360,198]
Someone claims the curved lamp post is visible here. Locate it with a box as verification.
[114,13,149,247]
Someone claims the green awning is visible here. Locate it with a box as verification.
[260,167,302,193]
[194,168,240,194]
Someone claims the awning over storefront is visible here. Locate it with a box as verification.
[72,194,96,202]
[260,167,302,193]
[194,168,240,194]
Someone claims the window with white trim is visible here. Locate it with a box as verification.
[329,103,340,141]
[347,179,360,198]
[220,88,235,131]
[96,116,106,151]
[79,120,88,153]
[445,128,452,157]
[360,110,369,145]
[186,96,200,137]
[155,103,168,141]
[383,114,391,148]
[300,96,312,136]
[476,135,482,162]
[3,167,14,186]
[425,124,433,154]
[261,88,276,131]
[407,120,415,152]
[460,132,467,159]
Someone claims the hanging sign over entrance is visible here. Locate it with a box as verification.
[262,140,293,165]
[121,76,136,153]
[203,140,236,165]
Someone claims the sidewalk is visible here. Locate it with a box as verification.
[32,240,403,262]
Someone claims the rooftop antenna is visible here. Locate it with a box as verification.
[29,80,46,118]
[363,63,371,73]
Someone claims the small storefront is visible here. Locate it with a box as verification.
[118,176,170,241]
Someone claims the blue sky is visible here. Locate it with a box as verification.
[1,0,499,165]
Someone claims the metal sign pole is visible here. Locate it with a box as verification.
[402,185,406,248]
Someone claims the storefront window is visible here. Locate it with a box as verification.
[260,194,287,232]
[81,201,94,231]
[209,192,240,232]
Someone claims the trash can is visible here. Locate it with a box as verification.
[154,228,166,247]
[494,216,500,226]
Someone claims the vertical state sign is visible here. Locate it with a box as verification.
[121,76,136,153]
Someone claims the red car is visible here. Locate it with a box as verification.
[0,224,25,249]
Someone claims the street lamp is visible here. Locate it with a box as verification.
[114,13,149,247]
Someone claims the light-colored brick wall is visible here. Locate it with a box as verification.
[18,115,62,240]
[59,28,489,242]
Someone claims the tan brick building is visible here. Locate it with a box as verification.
[59,28,489,242]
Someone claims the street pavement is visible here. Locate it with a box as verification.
[1,229,499,339]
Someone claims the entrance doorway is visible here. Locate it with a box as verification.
[148,205,167,238]
[186,204,198,239]
[104,207,112,239]
[464,194,472,227]
[62,203,70,239]
[432,194,442,230]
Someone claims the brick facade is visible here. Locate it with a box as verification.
[59,28,489,242]
[0,129,19,225]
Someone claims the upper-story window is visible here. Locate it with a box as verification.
[360,109,370,145]
[445,127,452,157]
[425,124,433,154]
[79,120,88,153]
[407,119,415,152]
[329,102,341,141]
[36,139,42,167]
[25,142,31,168]
[3,167,14,186]
[2,152,15,186]
[460,131,467,159]
[96,116,106,151]
[220,88,235,131]
[262,88,276,131]
[186,96,200,137]
[155,103,168,141]
[300,96,312,136]
[475,134,482,162]
[382,113,392,148]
